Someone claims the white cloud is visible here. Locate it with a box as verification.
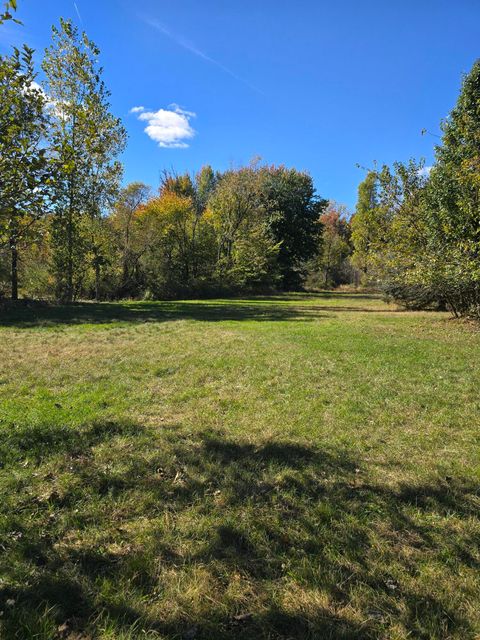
[29,82,69,120]
[131,104,196,148]
[27,82,68,118]
[26,81,64,116]
[28,81,48,99]
[418,165,433,177]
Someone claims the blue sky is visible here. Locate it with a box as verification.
[1,0,480,209]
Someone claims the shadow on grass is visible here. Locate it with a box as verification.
[1,421,478,639]
[0,299,333,328]
[0,293,399,328]
[249,291,382,302]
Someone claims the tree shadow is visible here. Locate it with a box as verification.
[0,299,335,328]
[250,291,382,302]
[0,422,478,639]
[0,290,406,328]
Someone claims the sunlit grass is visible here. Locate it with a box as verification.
[0,293,479,639]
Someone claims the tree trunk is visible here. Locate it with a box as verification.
[66,209,74,303]
[10,234,18,301]
[121,257,129,294]
[65,168,76,304]
[95,258,101,301]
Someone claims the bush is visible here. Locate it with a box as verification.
[383,283,446,311]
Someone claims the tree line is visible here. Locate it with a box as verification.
[0,17,357,301]
[1,7,479,318]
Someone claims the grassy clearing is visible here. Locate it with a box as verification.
[0,293,479,639]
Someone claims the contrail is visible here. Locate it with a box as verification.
[146,18,264,96]
[73,2,83,24]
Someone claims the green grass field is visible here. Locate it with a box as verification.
[0,293,479,639]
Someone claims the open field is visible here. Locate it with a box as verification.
[0,293,479,639]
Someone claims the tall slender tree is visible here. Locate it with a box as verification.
[350,170,380,279]
[42,19,126,302]
[112,182,150,296]
[316,202,351,288]
[0,46,51,299]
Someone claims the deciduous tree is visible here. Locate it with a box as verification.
[0,46,51,299]
[42,19,126,302]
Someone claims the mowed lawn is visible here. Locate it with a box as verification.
[0,293,479,640]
